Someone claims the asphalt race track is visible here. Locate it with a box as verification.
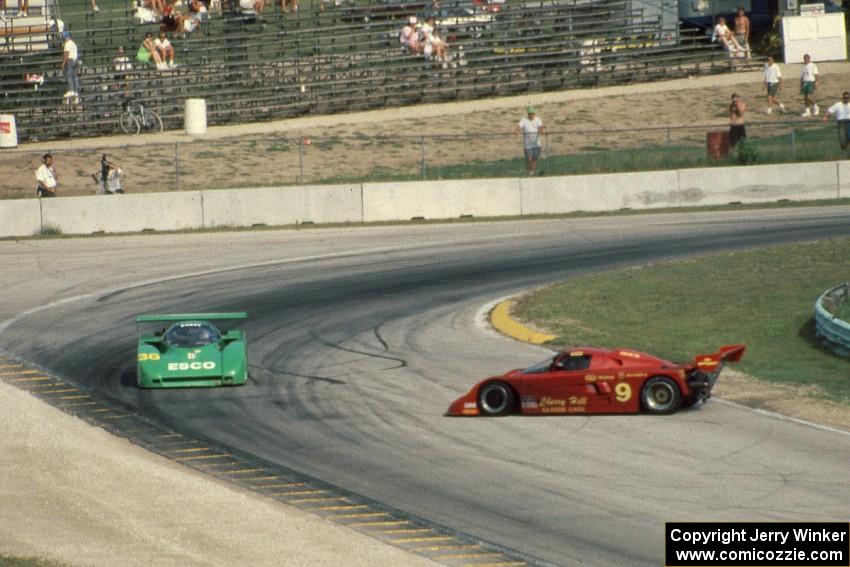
[4,208,850,567]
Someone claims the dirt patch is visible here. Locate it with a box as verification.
[4,62,850,198]
[715,369,850,432]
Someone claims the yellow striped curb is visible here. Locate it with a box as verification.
[490,299,556,344]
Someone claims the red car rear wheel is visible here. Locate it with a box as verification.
[640,376,682,415]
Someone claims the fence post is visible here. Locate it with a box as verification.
[420,136,426,179]
[790,128,796,160]
[299,137,304,184]
[665,127,671,169]
[174,142,180,191]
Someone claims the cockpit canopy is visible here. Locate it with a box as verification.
[163,321,221,348]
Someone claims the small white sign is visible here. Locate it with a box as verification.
[800,3,826,15]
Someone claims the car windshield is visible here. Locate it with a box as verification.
[164,322,220,347]
[523,355,556,373]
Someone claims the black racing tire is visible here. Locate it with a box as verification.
[477,381,516,416]
[640,376,682,415]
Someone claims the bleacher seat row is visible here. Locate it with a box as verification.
[1,0,744,142]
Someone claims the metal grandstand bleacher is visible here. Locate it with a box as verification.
[1,0,750,142]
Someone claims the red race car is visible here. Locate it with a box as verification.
[446,344,745,416]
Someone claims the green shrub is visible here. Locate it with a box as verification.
[736,139,759,165]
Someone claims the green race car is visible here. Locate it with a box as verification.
[136,313,248,388]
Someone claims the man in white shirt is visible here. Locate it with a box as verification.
[823,91,850,151]
[154,31,175,68]
[36,153,57,197]
[800,54,819,117]
[762,56,785,114]
[61,32,80,101]
[514,106,545,176]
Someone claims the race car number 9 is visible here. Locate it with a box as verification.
[138,353,161,361]
[614,382,632,402]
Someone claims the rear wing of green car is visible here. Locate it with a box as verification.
[136,313,248,341]
[136,313,248,323]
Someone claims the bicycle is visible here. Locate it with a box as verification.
[119,100,163,135]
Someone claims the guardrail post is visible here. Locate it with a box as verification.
[174,142,181,191]
[420,136,426,179]
[299,137,304,184]
[790,128,796,161]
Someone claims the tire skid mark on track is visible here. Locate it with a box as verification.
[248,362,347,385]
[0,352,557,567]
[313,333,408,370]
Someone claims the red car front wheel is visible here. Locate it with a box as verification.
[477,381,515,416]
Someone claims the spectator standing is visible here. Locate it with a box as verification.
[800,54,819,117]
[279,0,296,12]
[822,91,850,152]
[61,32,80,102]
[154,31,176,68]
[729,93,747,148]
[733,7,750,61]
[763,56,785,114]
[514,106,545,176]
[93,155,125,194]
[36,153,57,197]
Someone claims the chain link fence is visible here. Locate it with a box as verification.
[0,119,846,199]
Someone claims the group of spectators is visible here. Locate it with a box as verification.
[728,53,850,153]
[712,7,751,61]
[400,15,453,68]
[36,153,125,198]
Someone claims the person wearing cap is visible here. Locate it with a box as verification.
[61,31,80,101]
[822,91,850,152]
[514,106,545,175]
[400,16,421,53]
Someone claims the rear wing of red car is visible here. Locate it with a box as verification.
[693,344,746,376]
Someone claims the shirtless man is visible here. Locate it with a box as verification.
[729,93,747,148]
[734,7,750,61]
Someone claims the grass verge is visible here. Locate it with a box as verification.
[514,238,850,403]
[0,554,76,567]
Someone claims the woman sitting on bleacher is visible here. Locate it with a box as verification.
[137,31,167,70]
[712,17,744,59]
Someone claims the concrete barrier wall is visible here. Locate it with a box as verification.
[520,171,680,214]
[362,179,521,222]
[202,184,362,228]
[4,159,848,238]
[41,193,203,234]
[678,162,839,205]
[0,199,41,237]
